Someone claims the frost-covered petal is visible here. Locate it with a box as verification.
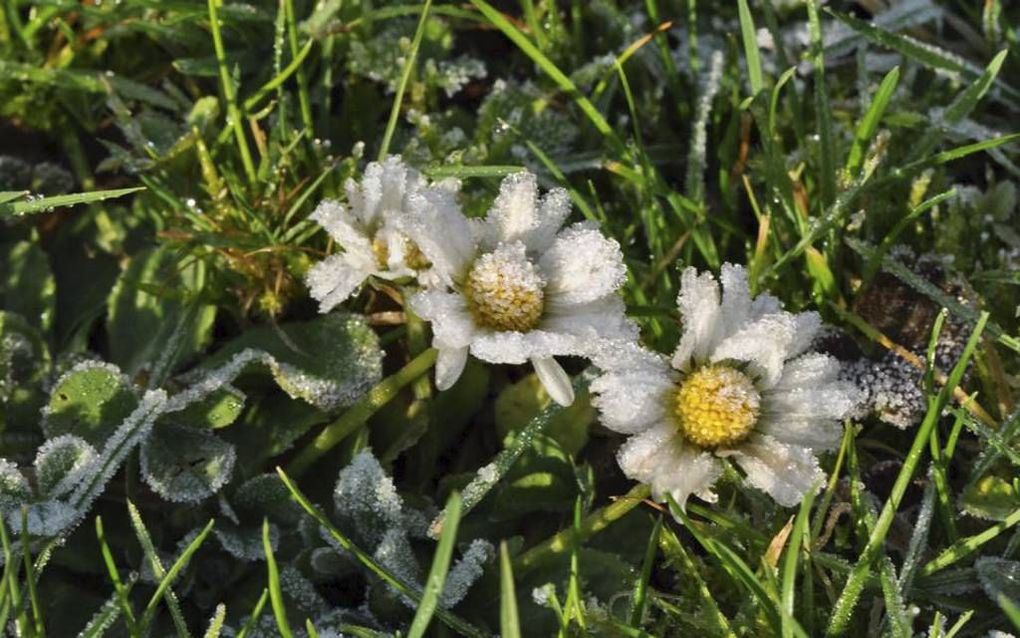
[538,224,627,305]
[771,353,841,391]
[542,296,638,346]
[480,172,569,252]
[722,435,824,507]
[671,267,722,370]
[375,225,416,278]
[617,420,722,508]
[410,290,476,349]
[756,415,843,451]
[469,329,580,364]
[531,357,574,406]
[787,312,823,359]
[709,312,799,388]
[718,263,752,339]
[350,156,424,227]
[310,200,373,251]
[591,342,674,434]
[399,184,476,285]
[306,253,373,313]
[436,346,469,391]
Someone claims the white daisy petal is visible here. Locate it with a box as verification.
[436,347,469,391]
[591,341,674,434]
[672,267,722,370]
[399,186,476,285]
[531,357,574,406]
[709,312,798,388]
[539,224,627,305]
[481,171,569,252]
[410,290,476,349]
[772,353,841,390]
[310,200,372,251]
[469,330,579,364]
[542,296,638,346]
[305,254,371,313]
[722,435,824,507]
[757,415,843,451]
[718,263,752,338]
[617,421,721,508]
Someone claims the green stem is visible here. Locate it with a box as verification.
[283,0,314,132]
[515,483,652,573]
[208,0,257,185]
[378,0,432,160]
[285,348,438,476]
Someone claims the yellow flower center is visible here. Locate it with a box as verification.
[464,246,545,332]
[673,365,760,449]
[371,236,431,272]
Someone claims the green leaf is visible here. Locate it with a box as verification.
[0,240,55,332]
[42,361,138,445]
[737,0,764,95]
[173,387,245,430]
[202,312,382,412]
[0,459,31,513]
[494,374,593,455]
[0,187,144,217]
[0,310,50,400]
[976,557,1020,605]
[845,66,899,176]
[407,491,462,638]
[107,247,216,380]
[140,424,236,503]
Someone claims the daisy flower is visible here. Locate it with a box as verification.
[405,171,635,406]
[591,264,858,508]
[305,156,460,312]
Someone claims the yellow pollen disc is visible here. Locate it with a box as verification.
[673,365,761,449]
[371,237,389,270]
[465,251,545,332]
[403,240,432,271]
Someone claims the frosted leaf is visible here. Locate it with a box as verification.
[0,458,30,512]
[8,499,78,537]
[141,424,236,503]
[281,565,328,615]
[373,528,422,607]
[34,435,99,500]
[333,450,405,548]
[68,389,169,529]
[440,539,494,608]
[41,360,138,445]
[976,557,1020,605]
[233,473,301,522]
[190,313,382,412]
[435,56,486,97]
[0,311,49,400]
[310,546,355,576]
[215,521,277,562]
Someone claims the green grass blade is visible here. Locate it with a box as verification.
[407,491,462,638]
[845,66,899,176]
[806,0,836,207]
[95,516,138,634]
[207,0,257,185]
[127,501,191,638]
[378,0,432,160]
[20,507,45,637]
[629,515,662,626]
[737,0,764,95]
[944,49,1009,123]
[141,519,215,633]
[235,589,269,638]
[499,542,522,638]
[0,187,144,217]
[781,486,817,638]
[469,0,617,143]
[263,519,294,638]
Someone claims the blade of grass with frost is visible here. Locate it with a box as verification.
[806,0,837,207]
[207,0,256,185]
[263,519,293,638]
[827,312,989,636]
[275,468,486,638]
[203,604,227,638]
[668,496,800,637]
[629,515,662,626]
[899,482,936,594]
[737,0,764,95]
[0,187,144,217]
[999,595,1020,630]
[827,10,1020,104]
[408,491,462,638]
[286,348,437,477]
[658,526,735,636]
[235,589,269,638]
[141,519,215,635]
[96,516,138,634]
[469,0,618,146]
[499,542,521,638]
[780,486,816,638]
[845,66,899,177]
[127,500,190,638]
[428,377,584,537]
[19,508,43,637]
[863,188,955,282]
[77,589,127,638]
[920,506,1020,576]
[377,0,432,160]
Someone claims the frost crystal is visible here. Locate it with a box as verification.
[333,449,406,548]
[440,539,494,608]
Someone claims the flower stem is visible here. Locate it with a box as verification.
[286,348,438,477]
[514,483,652,573]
